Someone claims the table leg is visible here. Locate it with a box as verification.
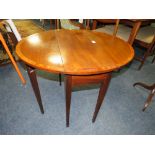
[65,75,72,127]
[59,73,62,86]
[92,73,112,122]
[64,73,112,127]
[26,65,44,114]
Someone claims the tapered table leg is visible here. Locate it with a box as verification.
[26,65,44,114]
[59,73,62,86]
[64,73,112,127]
[92,73,112,123]
[65,75,72,127]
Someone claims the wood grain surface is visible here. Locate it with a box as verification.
[16,29,134,75]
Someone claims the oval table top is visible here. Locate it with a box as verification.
[16,29,134,75]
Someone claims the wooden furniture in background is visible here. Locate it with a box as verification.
[133,82,155,111]
[59,19,84,29]
[0,33,26,84]
[120,19,145,45]
[133,22,155,70]
[41,19,58,29]
[135,35,155,70]
[0,19,19,50]
[92,19,146,45]
[16,29,134,127]
[57,19,90,30]
[121,19,155,70]
[152,52,155,63]
[92,19,120,36]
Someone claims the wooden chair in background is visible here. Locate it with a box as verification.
[92,19,120,36]
[113,20,155,70]
[0,20,20,50]
[92,19,141,46]
[0,33,26,85]
[152,50,155,63]
[133,23,155,70]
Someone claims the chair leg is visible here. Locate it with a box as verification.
[50,19,53,29]
[128,21,141,45]
[0,33,26,85]
[92,20,97,30]
[56,19,60,29]
[152,54,155,63]
[138,62,144,70]
[92,73,112,123]
[137,48,151,70]
[133,82,155,111]
[138,35,155,69]
[142,88,155,111]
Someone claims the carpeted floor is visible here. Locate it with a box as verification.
[0,52,155,134]
[13,19,45,38]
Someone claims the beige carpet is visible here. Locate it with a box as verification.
[0,19,45,65]
[13,19,44,38]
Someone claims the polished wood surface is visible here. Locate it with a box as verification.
[16,29,134,75]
